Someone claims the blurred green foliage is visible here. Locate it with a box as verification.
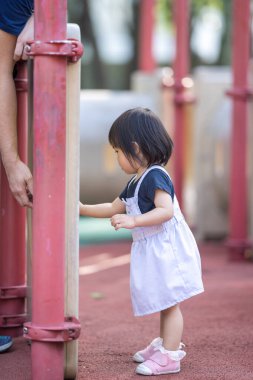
[68,0,232,90]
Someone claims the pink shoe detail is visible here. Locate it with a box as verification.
[133,339,186,363]
[133,337,163,363]
[136,347,186,376]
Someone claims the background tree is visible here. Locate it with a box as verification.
[68,0,233,90]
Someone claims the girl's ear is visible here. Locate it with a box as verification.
[131,141,146,166]
[132,141,141,155]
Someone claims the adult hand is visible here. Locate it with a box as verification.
[14,14,34,61]
[3,158,33,208]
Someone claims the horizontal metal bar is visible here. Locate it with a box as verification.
[0,285,27,299]
[225,238,253,249]
[174,93,196,105]
[226,87,253,101]
[0,314,27,328]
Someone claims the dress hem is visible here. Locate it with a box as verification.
[133,288,204,317]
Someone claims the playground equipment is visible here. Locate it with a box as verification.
[25,1,69,374]
[194,67,231,239]
[138,0,155,72]
[64,23,82,379]
[26,15,82,380]
[226,0,253,257]
[0,1,82,379]
[0,0,252,377]
[172,0,193,208]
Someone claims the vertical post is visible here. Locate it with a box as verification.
[172,0,190,206]
[64,24,81,379]
[226,0,252,258]
[26,59,33,325]
[0,62,27,337]
[138,0,155,72]
[31,1,67,378]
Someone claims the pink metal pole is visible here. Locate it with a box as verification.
[172,0,190,206]
[138,0,155,72]
[28,1,67,378]
[226,0,252,258]
[0,62,27,337]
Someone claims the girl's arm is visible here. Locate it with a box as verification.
[80,197,126,218]
[111,189,173,230]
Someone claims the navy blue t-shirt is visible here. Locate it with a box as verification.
[120,168,174,214]
[0,0,34,36]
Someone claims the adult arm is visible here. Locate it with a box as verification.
[0,29,33,207]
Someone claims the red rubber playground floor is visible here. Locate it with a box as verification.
[1,240,253,379]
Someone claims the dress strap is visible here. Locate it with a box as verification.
[134,165,168,197]
[128,175,137,190]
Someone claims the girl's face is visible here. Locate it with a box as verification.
[114,148,138,175]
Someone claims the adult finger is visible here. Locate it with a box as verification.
[22,45,30,61]
[26,176,33,195]
[14,40,24,61]
[15,188,33,208]
[20,192,33,208]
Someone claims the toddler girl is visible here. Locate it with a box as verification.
[80,107,204,376]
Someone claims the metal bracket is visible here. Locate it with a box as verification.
[0,285,27,299]
[226,87,253,101]
[0,314,27,328]
[174,93,196,105]
[25,39,84,62]
[226,238,253,250]
[23,316,81,342]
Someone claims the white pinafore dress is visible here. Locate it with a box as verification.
[124,165,204,316]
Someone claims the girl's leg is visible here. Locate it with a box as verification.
[135,305,185,375]
[160,304,183,351]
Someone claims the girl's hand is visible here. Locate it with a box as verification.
[79,201,85,215]
[110,214,136,230]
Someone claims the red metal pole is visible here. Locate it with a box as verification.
[0,62,27,337]
[226,0,252,258]
[172,0,190,206]
[138,0,155,72]
[30,1,67,378]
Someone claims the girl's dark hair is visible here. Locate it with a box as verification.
[108,107,173,166]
